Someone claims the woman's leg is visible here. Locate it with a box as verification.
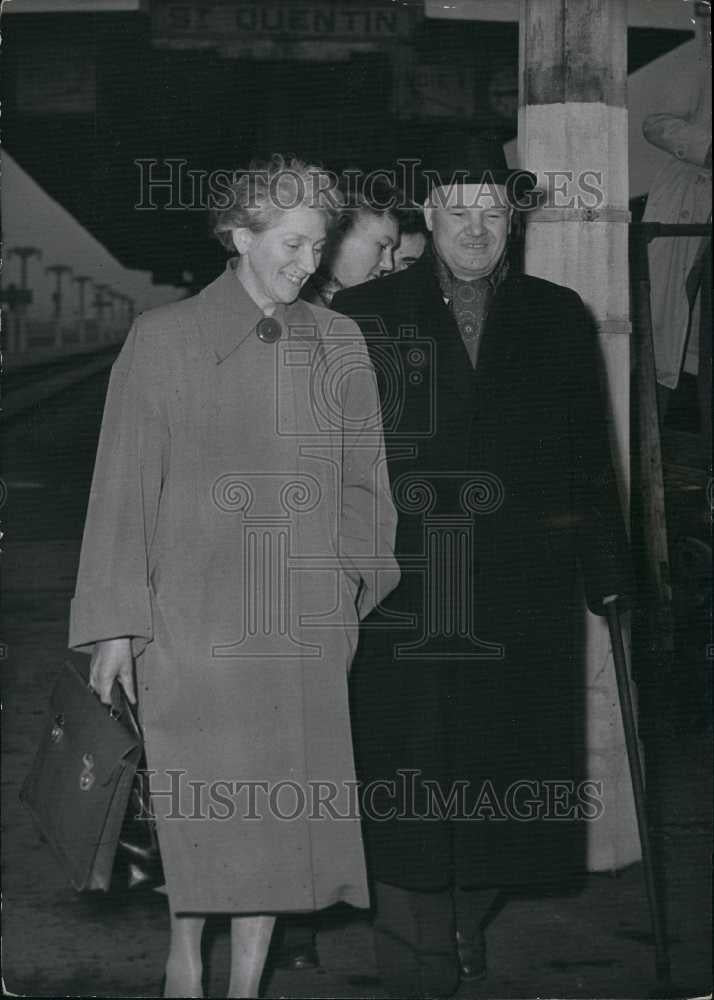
[164,913,206,998]
[227,914,276,998]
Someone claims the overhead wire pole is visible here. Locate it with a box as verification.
[45,264,73,348]
[73,276,92,344]
[93,284,112,341]
[8,246,42,352]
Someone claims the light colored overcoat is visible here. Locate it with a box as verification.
[69,262,399,913]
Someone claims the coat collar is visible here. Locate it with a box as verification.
[196,259,318,364]
[406,245,463,330]
[400,245,526,375]
[408,242,525,316]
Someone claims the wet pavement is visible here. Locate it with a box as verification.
[2,368,711,998]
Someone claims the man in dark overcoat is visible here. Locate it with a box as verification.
[332,141,631,999]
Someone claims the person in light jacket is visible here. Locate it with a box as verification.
[642,2,711,430]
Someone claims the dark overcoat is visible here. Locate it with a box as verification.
[332,251,631,892]
[69,263,400,913]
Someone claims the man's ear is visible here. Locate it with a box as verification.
[231,227,253,255]
[422,201,434,233]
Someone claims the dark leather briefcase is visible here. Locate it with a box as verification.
[20,657,143,891]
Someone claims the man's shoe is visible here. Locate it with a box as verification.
[273,942,320,971]
[455,928,487,981]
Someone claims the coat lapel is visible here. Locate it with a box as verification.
[476,272,524,378]
[414,254,481,401]
[195,260,323,364]
[401,253,476,381]
[413,254,460,338]
[394,259,530,423]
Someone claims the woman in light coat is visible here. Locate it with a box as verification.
[69,155,399,998]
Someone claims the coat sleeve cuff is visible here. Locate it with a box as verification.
[643,113,712,168]
[68,586,153,653]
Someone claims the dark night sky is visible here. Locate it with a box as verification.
[2,10,692,290]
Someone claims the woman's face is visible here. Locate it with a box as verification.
[234,205,327,312]
[331,211,399,288]
[394,231,428,271]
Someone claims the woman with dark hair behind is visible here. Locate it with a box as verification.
[302,175,400,306]
[393,206,429,272]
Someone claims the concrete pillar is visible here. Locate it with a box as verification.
[518,0,640,870]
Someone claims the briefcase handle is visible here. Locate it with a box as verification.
[86,672,143,743]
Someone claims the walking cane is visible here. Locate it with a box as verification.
[603,597,670,983]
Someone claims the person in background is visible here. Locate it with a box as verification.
[641,0,711,450]
[393,206,429,271]
[302,176,400,307]
[274,173,401,976]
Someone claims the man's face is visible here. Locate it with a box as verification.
[424,183,511,280]
[394,231,428,271]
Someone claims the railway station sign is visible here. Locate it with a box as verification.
[152,1,418,47]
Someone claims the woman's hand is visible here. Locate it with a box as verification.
[89,637,136,705]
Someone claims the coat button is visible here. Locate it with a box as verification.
[256,317,282,343]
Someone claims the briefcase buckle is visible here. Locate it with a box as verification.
[79,753,96,791]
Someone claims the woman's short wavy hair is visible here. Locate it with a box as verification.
[212,154,343,251]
